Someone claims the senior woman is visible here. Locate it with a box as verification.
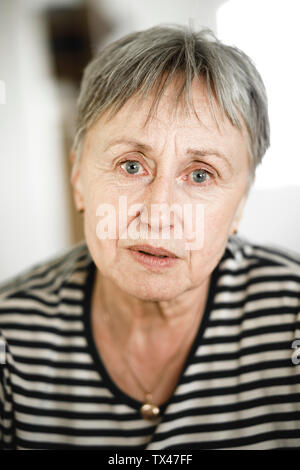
[1,25,300,450]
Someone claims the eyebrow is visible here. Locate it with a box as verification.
[105,138,233,172]
[104,139,151,153]
[186,148,233,172]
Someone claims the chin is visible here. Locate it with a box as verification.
[118,276,186,302]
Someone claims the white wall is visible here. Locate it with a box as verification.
[218,0,300,252]
[0,0,72,283]
[92,0,227,44]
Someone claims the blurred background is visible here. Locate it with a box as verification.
[0,0,300,282]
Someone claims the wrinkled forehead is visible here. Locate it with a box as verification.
[101,77,212,128]
[99,76,247,143]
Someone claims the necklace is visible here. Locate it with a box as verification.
[97,277,202,421]
[119,332,192,421]
[120,339,191,420]
[124,364,162,420]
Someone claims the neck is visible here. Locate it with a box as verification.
[92,269,211,350]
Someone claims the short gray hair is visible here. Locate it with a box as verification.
[74,25,270,183]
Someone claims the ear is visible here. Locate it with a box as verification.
[230,195,247,236]
[70,149,85,213]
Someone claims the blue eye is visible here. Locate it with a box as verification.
[123,161,141,174]
[191,169,209,184]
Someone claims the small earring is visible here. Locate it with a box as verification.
[78,208,84,214]
[233,229,238,235]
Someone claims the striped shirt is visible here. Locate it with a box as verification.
[0,235,300,450]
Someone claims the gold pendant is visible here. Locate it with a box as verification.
[140,401,160,420]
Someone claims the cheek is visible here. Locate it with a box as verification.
[83,185,139,261]
[81,180,120,263]
[203,189,244,235]
[187,227,228,285]
[205,208,233,239]
[187,197,241,280]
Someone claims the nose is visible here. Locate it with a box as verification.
[139,175,179,233]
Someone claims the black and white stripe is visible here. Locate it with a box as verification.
[0,236,300,449]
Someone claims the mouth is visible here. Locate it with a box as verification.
[128,244,178,258]
[127,245,179,270]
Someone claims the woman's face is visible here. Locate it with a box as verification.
[72,79,250,301]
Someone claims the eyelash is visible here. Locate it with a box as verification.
[118,159,215,186]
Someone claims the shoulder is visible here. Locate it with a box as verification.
[213,235,300,344]
[0,241,92,332]
[217,235,300,310]
[224,234,300,274]
[218,234,300,299]
[0,241,91,299]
